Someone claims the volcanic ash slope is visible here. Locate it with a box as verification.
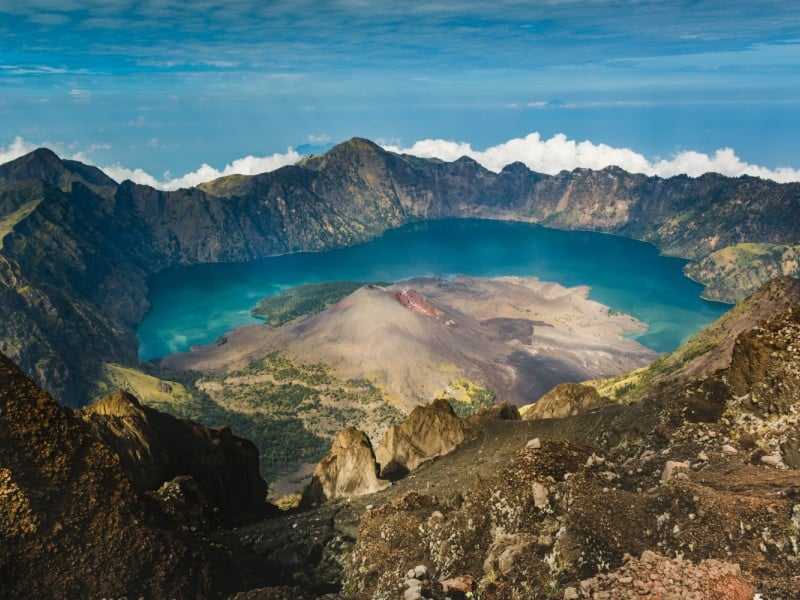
[164,276,656,409]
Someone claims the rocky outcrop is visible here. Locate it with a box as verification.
[81,390,271,523]
[339,282,800,599]
[469,401,522,421]
[389,288,447,319]
[301,427,389,506]
[375,398,477,479]
[725,304,800,417]
[522,382,612,420]
[0,352,213,599]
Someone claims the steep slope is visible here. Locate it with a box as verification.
[0,352,213,598]
[82,390,271,523]
[0,350,310,598]
[595,275,800,400]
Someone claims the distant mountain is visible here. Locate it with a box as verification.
[0,138,798,404]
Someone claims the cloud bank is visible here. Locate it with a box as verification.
[382,133,800,183]
[0,137,302,190]
[3,133,800,190]
[101,150,303,190]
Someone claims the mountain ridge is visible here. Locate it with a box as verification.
[0,138,798,404]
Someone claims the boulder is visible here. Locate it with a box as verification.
[301,427,389,506]
[661,460,690,483]
[375,398,477,479]
[523,383,612,420]
[780,434,800,469]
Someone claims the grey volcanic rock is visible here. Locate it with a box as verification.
[81,390,271,522]
[522,383,612,420]
[375,398,477,479]
[301,427,389,506]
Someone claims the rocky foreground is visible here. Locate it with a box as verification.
[1,277,799,599]
[232,278,800,599]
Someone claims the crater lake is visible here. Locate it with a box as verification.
[137,219,728,360]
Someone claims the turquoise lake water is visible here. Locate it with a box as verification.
[137,219,729,360]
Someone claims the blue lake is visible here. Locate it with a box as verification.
[137,219,729,360]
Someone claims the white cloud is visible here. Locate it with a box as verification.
[101,148,303,190]
[5,133,800,193]
[69,88,91,102]
[382,132,800,183]
[0,136,38,164]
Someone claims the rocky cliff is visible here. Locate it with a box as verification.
[1,139,799,406]
[82,390,271,523]
[0,352,213,598]
[0,350,298,598]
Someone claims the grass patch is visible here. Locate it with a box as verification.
[99,363,189,405]
[0,199,41,250]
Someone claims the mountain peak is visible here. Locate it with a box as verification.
[319,136,387,160]
[0,147,63,181]
[0,147,117,194]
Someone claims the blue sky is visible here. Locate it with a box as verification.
[2,1,800,187]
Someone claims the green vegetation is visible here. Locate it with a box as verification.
[119,351,403,483]
[96,362,330,484]
[686,242,800,303]
[438,379,495,417]
[99,363,190,405]
[252,280,389,325]
[0,199,41,250]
